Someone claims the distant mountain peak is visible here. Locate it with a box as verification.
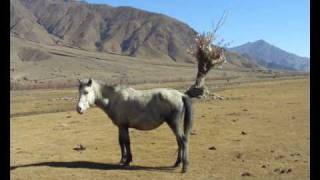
[241,39,268,47]
[230,40,310,72]
[247,39,271,47]
[255,39,267,43]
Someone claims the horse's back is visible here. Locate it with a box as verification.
[135,88,185,106]
[111,87,185,128]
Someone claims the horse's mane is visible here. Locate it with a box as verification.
[96,80,129,93]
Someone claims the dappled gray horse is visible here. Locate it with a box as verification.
[76,79,193,173]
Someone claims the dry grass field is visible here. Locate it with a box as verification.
[10,77,309,180]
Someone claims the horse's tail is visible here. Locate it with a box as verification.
[182,95,193,141]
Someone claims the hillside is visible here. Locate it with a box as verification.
[11,36,274,90]
[10,0,55,45]
[10,0,279,90]
[12,0,198,62]
[230,40,310,71]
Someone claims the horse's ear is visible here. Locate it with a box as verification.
[77,78,81,84]
[88,78,92,86]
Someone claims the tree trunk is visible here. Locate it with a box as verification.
[185,61,212,98]
[185,53,212,98]
[194,72,206,88]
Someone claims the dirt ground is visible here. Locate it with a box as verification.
[10,78,309,180]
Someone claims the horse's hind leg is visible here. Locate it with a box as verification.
[168,122,188,173]
[181,134,189,173]
[167,111,188,172]
[119,127,132,166]
[173,136,182,167]
[118,127,127,165]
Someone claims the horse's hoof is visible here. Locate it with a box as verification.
[119,162,130,166]
[121,161,131,167]
[119,160,124,165]
[119,159,126,165]
[120,163,128,166]
[181,166,188,173]
[172,162,181,168]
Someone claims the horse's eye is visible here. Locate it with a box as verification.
[83,91,89,95]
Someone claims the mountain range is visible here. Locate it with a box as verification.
[10,0,309,89]
[230,40,310,71]
[11,0,197,62]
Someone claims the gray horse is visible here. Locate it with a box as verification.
[76,78,193,173]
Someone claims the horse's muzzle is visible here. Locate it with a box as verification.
[76,106,84,114]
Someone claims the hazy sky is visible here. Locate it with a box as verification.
[87,0,310,58]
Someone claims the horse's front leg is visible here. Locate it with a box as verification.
[119,126,132,166]
[118,127,127,165]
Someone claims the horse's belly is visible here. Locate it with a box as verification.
[129,118,164,130]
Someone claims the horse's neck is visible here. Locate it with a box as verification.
[95,98,109,110]
[94,84,111,112]
[95,84,118,103]
[94,84,121,119]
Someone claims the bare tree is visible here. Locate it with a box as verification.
[185,11,230,98]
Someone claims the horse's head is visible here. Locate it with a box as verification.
[76,78,96,114]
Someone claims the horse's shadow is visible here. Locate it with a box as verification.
[10,161,178,173]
